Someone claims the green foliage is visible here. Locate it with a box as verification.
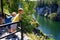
[9,0,19,13]
[21,14,33,33]
[19,1,37,33]
[21,1,36,14]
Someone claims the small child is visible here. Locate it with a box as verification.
[10,12,17,33]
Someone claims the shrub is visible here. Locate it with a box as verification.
[21,14,39,33]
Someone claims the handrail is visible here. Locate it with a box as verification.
[0,29,20,39]
[0,22,19,27]
[0,21,23,40]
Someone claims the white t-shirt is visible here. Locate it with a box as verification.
[11,17,17,29]
[10,24,17,29]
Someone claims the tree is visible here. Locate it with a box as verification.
[19,1,37,33]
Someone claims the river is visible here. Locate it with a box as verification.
[35,14,60,40]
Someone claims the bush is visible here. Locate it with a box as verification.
[19,1,38,33]
[21,14,39,33]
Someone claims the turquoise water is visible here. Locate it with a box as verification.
[36,15,60,40]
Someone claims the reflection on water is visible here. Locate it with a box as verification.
[36,16,60,40]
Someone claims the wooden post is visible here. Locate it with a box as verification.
[18,8,24,40]
[1,0,3,15]
[20,20,23,40]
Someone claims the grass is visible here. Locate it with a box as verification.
[26,33,40,40]
[26,33,47,40]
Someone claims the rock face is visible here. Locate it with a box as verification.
[48,13,57,19]
[54,15,60,21]
[57,6,60,15]
[36,5,60,21]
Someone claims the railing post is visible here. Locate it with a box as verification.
[1,0,3,15]
[20,20,23,40]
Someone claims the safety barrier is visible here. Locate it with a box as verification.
[0,21,23,40]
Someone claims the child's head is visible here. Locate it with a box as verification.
[12,12,17,17]
[18,8,23,14]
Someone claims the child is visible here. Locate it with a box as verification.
[11,8,23,33]
[10,12,17,33]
